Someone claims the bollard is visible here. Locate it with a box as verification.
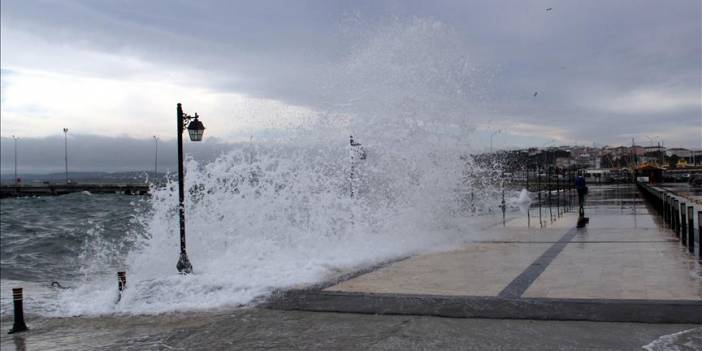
[9,288,28,334]
[118,271,126,291]
[688,206,695,255]
[116,271,126,303]
[698,211,702,261]
[680,202,687,246]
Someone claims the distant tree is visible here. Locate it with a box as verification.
[668,155,680,169]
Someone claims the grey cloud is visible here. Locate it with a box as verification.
[1,0,700,147]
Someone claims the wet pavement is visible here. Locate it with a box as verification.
[3,184,702,350]
[280,185,702,323]
[1,308,700,350]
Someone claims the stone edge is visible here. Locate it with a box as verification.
[266,290,702,324]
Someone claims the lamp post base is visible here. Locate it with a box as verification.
[176,251,193,274]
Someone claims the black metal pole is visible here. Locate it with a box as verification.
[687,206,694,255]
[501,171,506,226]
[9,288,28,334]
[538,166,542,227]
[555,168,561,217]
[526,166,530,227]
[176,103,193,274]
[154,136,158,177]
[13,136,18,185]
[681,202,687,246]
[548,168,553,223]
[63,128,69,184]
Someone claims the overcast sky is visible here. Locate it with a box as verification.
[1,0,700,173]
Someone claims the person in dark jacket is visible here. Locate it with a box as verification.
[575,173,587,216]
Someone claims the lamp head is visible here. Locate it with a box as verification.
[187,114,205,142]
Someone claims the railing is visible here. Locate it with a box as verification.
[637,182,700,260]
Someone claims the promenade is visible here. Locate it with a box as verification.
[2,184,701,350]
[273,184,702,323]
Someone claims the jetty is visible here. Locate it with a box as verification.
[0,183,150,198]
[271,183,702,323]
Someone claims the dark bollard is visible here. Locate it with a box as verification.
[117,271,126,302]
[698,211,702,261]
[118,271,126,291]
[9,288,28,334]
[680,202,687,246]
[688,206,695,255]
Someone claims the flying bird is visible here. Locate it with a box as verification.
[546,7,552,11]
[533,91,538,97]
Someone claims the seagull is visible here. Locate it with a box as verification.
[546,7,552,11]
[533,91,539,97]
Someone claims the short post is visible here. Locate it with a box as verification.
[116,271,126,302]
[118,271,126,291]
[698,211,702,261]
[680,202,687,246]
[9,288,28,334]
[688,206,695,254]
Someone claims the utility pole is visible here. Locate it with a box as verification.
[12,135,18,185]
[490,130,501,153]
[63,128,69,183]
[153,136,159,177]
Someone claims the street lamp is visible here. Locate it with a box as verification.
[63,128,69,184]
[176,103,205,274]
[490,130,502,153]
[12,135,18,185]
[153,136,159,177]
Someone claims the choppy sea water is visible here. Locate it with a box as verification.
[1,193,146,315]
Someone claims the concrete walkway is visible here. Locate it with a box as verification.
[273,185,702,323]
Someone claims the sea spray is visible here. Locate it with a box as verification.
[47,17,509,315]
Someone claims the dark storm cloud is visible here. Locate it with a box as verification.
[1,0,700,149]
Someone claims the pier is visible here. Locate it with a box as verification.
[271,183,702,323]
[0,183,150,198]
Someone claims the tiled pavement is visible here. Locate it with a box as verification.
[273,185,702,323]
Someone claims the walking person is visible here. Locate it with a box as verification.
[575,172,589,227]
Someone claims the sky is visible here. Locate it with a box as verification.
[1,0,700,173]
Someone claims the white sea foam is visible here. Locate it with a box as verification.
[642,327,702,351]
[44,17,506,316]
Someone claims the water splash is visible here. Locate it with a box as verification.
[47,17,506,315]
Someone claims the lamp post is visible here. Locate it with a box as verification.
[12,135,18,185]
[153,136,159,177]
[63,128,69,184]
[176,103,205,274]
[490,130,501,153]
